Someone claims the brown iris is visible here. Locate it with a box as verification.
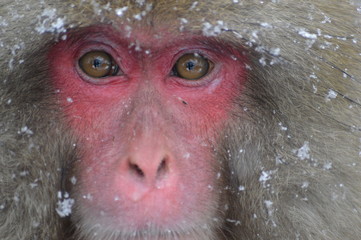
[79,51,119,78]
[173,53,213,80]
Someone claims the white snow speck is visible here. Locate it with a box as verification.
[32,221,40,228]
[310,73,318,79]
[183,153,190,159]
[19,126,33,135]
[278,122,288,131]
[326,89,337,101]
[264,200,276,226]
[312,84,318,93]
[238,185,245,191]
[275,155,284,165]
[136,0,146,6]
[35,8,66,34]
[270,48,280,56]
[115,7,128,16]
[202,21,227,36]
[70,176,77,185]
[259,57,267,66]
[133,13,142,20]
[180,18,188,24]
[189,1,198,10]
[260,22,273,28]
[19,171,29,176]
[226,218,241,225]
[56,191,74,218]
[298,29,317,39]
[296,141,310,160]
[301,181,309,189]
[13,194,20,202]
[179,18,188,31]
[82,193,93,200]
[259,171,271,182]
[264,200,273,209]
[259,170,276,188]
[323,162,332,170]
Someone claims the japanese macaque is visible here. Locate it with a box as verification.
[1,0,361,239]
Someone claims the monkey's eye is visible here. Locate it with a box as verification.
[172,53,213,80]
[78,51,120,78]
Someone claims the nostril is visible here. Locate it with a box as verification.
[121,154,175,201]
[129,162,145,178]
[156,157,168,179]
[127,155,170,182]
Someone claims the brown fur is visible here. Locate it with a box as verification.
[1,0,361,239]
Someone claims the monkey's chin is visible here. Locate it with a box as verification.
[70,195,223,240]
[74,215,220,240]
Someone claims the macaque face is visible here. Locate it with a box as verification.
[49,25,247,238]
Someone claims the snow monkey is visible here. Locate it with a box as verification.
[1,0,361,239]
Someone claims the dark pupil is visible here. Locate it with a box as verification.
[186,61,195,71]
[93,58,102,68]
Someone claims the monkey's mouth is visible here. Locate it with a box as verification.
[71,172,224,240]
[74,210,220,240]
[107,225,214,240]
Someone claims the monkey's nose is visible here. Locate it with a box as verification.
[118,153,173,202]
[127,155,170,184]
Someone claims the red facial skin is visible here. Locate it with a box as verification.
[49,25,246,237]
